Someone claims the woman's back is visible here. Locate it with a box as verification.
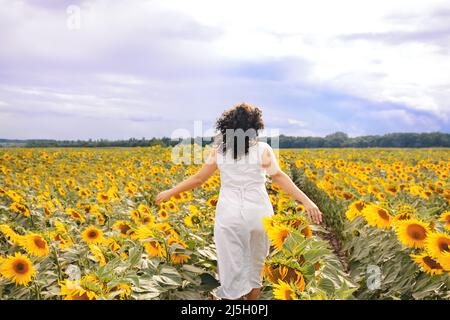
[216,141,269,190]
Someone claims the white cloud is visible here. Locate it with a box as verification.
[157,0,450,117]
[287,118,307,127]
[0,0,449,138]
[96,73,147,86]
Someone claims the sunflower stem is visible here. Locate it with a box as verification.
[34,281,40,300]
[30,213,35,228]
[163,239,170,263]
[53,245,63,282]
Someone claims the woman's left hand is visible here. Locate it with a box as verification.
[155,190,172,205]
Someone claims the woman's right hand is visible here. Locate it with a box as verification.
[304,200,323,224]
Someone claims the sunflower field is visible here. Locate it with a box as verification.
[288,148,450,299]
[0,147,448,300]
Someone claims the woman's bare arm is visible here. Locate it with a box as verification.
[262,146,323,224]
[155,148,217,204]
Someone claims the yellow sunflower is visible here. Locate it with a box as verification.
[395,219,430,248]
[0,224,24,245]
[154,222,173,235]
[184,213,200,228]
[266,225,291,250]
[168,237,188,248]
[140,214,155,226]
[440,211,450,230]
[296,204,305,213]
[52,232,73,250]
[0,253,36,286]
[124,187,135,196]
[171,253,191,264]
[263,264,306,291]
[133,225,154,240]
[112,220,132,238]
[105,238,121,252]
[300,225,312,238]
[97,192,110,203]
[437,252,450,271]
[165,201,179,212]
[158,208,169,220]
[81,226,104,244]
[144,241,166,258]
[130,209,140,223]
[273,279,298,300]
[262,216,275,232]
[21,233,50,257]
[112,283,132,299]
[89,245,106,266]
[393,204,415,222]
[60,279,98,300]
[188,205,200,215]
[410,253,444,275]
[95,213,106,226]
[10,202,30,217]
[269,194,277,205]
[345,200,366,221]
[65,208,85,222]
[425,232,450,260]
[137,204,151,216]
[362,204,392,229]
[206,196,218,207]
[168,237,190,264]
[180,192,192,202]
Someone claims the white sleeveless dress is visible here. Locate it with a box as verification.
[213,141,275,299]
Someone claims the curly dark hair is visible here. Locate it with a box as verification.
[214,102,265,159]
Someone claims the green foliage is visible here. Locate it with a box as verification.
[291,166,347,238]
[343,217,450,299]
[265,227,358,300]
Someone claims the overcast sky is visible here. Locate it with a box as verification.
[0,0,449,139]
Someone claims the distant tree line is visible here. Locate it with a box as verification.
[0,131,449,148]
[274,132,450,148]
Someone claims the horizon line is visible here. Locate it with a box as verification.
[1,130,449,142]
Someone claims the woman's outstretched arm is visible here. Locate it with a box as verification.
[155,148,218,205]
[262,146,323,224]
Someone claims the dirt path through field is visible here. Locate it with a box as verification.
[314,227,349,272]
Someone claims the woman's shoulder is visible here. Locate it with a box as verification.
[257,141,273,151]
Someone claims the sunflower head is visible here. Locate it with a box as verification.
[263,264,306,290]
[411,253,444,275]
[137,204,151,215]
[273,279,298,300]
[345,200,366,221]
[60,277,100,300]
[144,241,166,258]
[97,192,110,203]
[171,253,191,264]
[362,204,392,229]
[396,219,430,249]
[89,245,106,266]
[158,208,169,220]
[440,211,450,230]
[0,252,36,286]
[65,208,85,222]
[113,221,132,237]
[266,224,291,251]
[394,204,415,221]
[81,226,104,244]
[425,232,450,260]
[22,233,50,257]
[10,202,31,217]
